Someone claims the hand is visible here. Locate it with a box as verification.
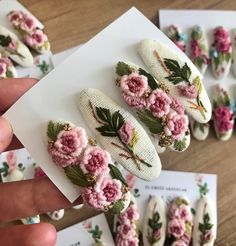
[0,78,82,246]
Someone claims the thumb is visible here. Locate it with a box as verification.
[0,117,13,153]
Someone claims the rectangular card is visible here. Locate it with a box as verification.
[57,213,115,246]
[159,9,236,99]
[3,7,202,202]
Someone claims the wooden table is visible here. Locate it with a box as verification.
[16,1,236,245]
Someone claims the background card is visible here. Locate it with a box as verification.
[159,9,236,100]
[3,7,202,202]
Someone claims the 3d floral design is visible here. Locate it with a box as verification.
[116,61,190,152]
[166,25,187,52]
[210,26,232,79]
[83,221,104,246]
[0,55,17,78]
[115,200,140,246]
[166,197,193,245]
[190,25,210,75]
[8,10,50,53]
[212,85,234,140]
[47,120,130,213]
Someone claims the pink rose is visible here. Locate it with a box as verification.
[214,106,233,133]
[34,167,46,178]
[119,204,139,224]
[81,186,110,210]
[80,146,110,176]
[0,61,7,77]
[164,111,188,140]
[20,17,36,32]
[116,235,139,246]
[48,127,88,167]
[116,223,136,239]
[120,72,148,97]
[169,203,179,219]
[147,89,171,118]
[118,122,133,144]
[214,27,229,42]
[178,204,191,222]
[215,40,231,53]
[153,228,161,240]
[8,10,24,26]
[215,119,233,133]
[25,29,48,47]
[170,96,185,115]
[168,219,185,238]
[178,84,198,99]
[8,40,17,51]
[100,178,122,203]
[203,230,213,243]
[190,40,202,58]
[123,93,147,109]
[171,240,188,246]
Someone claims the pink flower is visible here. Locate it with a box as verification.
[6,151,17,173]
[100,178,122,203]
[0,57,13,67]
[203,230,213,242]
[123,93,147,109]
[8,40,17,51]
[0,61,7,77]
[8,10,24,26]
[168,219,185,238]
[120,72,148,97]
[153,228,161,240]
[80,146,110,176]
[126,173,136,189]
[48,127,88,167]
[215,40,231,53]
[116,235,139,246]
[195,174,203,184]
[119,122,133,144]
[169,203,179,219]
[20,17,36,32]
[178,204,191,222]
[178,84,198,99]
[81,186,110,210]
[82,220,92,230]
[214,106,233,133]
[34,167,46,178]
[170,96,185,115]
[190,40,202,58]
[147,89,171,118]
[171,240,188,246]
[164,111,188,140]
[117,223,136,239]
[119,204,139,224]
[174,41,186,52]
[213,27,231,53]
[25,29,48,47]
[214,27,229,42]
[182,232,191,245]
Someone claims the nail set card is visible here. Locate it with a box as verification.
[56,213,115,246]
[159,9,236,100]
[3,7,204,202]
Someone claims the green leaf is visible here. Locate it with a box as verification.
[116,61,132,76]
[111,111,125,131]
[153,211,160,222]
[95,107,111,123]
[173,137,187,152]
[182,63,191,82]
[64,165,94,187]
[199,222,205,233]
[138,68,158,90]
[191,208,196,215]
[204,213,210,224]
[192,76,202,94]
[108,200,125,214]
[47,121,65,141]
[96,125,117,137]
[6,70,14,78]
[108,164,128,187]
[0,35,12,47]
[136,110,163,134]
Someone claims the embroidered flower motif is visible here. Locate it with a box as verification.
[119,204,140,223]
[20,16,36,33]
[120,72,148,97]
[117,223,136,239]
[116,236,139,246]
[0,57,15,78]
[100,178,122,203]
[213,27,231,53]
[25,29,48,48]
[147,89,172,118]
[170,96,185,115]
[7,10,24,26]
[0,61,7,77]
[48,127,88,167]
[8,40,17,51]
[214,106,233,133]
[118,122,133,145]
[80,146,110,176]
[164,111,188,140]
[122,93,147,109]
[168,219,185,238]
[126,173,135,189]
[178,84,198,99]
[203,230,213,243]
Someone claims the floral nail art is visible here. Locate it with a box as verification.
[115,197,140,246]
[166,25,187,52]
[212,85,234,141]
[190,25,210,75]
[143,196,166,246]
[8,10,50,54]
[78,88,161,181]
[0,25,33,66]
[166,197,193,246]
[190,118,210,141]
[47,120,130,213]
[210,26,232,79]
[0,54,17,78]
[138,39,212,124]
[116,61,190,152]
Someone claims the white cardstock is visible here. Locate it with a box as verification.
[3,7,203,202]
[159,9,236,100]
[56,213,115,246]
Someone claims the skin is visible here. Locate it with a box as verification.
[0,78,82,246]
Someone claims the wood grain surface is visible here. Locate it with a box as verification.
[10,1,236,245]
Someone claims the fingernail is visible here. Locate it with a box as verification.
[0,117,13,152]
